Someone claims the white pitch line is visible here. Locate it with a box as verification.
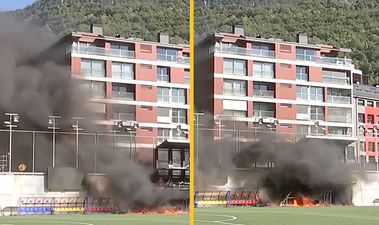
[195,214,246,225]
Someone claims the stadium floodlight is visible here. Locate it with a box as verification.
[48,116,61,167]
[4,113,20,173]
[117,121,139,160]
[72,117,84,168]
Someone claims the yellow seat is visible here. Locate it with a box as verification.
[80,207,85,212]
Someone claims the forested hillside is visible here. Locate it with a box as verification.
[196,0,379,84]
[6,0,189,44]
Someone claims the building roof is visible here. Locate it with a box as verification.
[353,84,379,100]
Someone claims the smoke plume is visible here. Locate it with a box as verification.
[0,15,186,211]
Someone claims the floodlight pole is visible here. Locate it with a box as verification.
[4,113,19,173]
[48,116,61,167]
[72,117,84,168]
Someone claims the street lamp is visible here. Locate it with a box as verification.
[117,121,139,160]
[111,120,121,151]
[4,113,20,173]
[48,116,61,167]
[72,117,84,168]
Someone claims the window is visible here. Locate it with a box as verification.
[367,128,374,137]
[368,114,374,124]
[253,102,275,117]
[81,59,105,76]
[328,108,352,123]
[296,66,308,81]
[82,81,105,98]
[172,109,187,124]
[323,70,348,85]
[367,101,374,107]
[158,128,171,142]
[253,82,274,97]
[368,142,375,152]
[184,69,190,85]
[252,43,273,57]
[358,113,365,123]
[358,99,364,106]
[110,43,134,57]
[223,110,247,117]
[296,47,316,61]
[112,62,134,79]
[297,105,309,114]
[253,62,274,78]
[296,85,309,100]
[112,83,134,100]
[157,66,170,82]
[310,106,324,121]
[223,58,246,75]
[310,87,323,102]
[328,127,350,136]
[157,48,177,62]
[223,80,246,96]
[157,107,170,117]
[297,125,309,135]
[112,105,135,121]
[172,88,186,104]
[158,87,170,103]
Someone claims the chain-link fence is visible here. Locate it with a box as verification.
[0,129,161,173]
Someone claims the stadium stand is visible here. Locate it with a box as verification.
[194,190,259,208]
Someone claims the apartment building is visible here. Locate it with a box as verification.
[353,84,379,167]
[56,24,190,163]
[195,26,362,160]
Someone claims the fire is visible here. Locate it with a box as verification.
[127,207,182,215]
[281,195,316,207]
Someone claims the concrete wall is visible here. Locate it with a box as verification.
[0,174,80,209]
[352,171,379,206]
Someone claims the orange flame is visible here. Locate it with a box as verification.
[127,207,182,214]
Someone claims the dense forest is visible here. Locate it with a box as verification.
[195,0,379,84]
[6,0,189,44]
[4,0,379,83]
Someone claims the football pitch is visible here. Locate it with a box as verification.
[0,213,189,225]
[194,207,379,225]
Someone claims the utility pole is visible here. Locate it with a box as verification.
[48,116,61,167]
[4,113,20,173]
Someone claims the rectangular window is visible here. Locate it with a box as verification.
[112,62,134,79]
[223,110,247,117]
[328,127,351,136]
[297,125,309,135]
[296,66,309,81]
[158,128,171,142]
[112,105,135,121]
[310,87,323,102]
[157,47,177,62]
[253,102,275,118]
[252,43,274,58]
[328,108,352,123]
[223,79,246,96]
[184,69,190,85]
[172,88,186,104]
[367,101,374,107]
[157,107,170,117]
[157,87,170,103]
[296,85,309,100]
[310,106,324,121]
[81,81,105,98]
[297,105,309,114]
[322,70,348,85]
[358,99,364,106]
[368,142,375,152]
[157,66,170,82]
[112,83,134,100]
[296,47,316,61]
[253,61,274,78]
[110,43,134,57]
[81,59,105,77]
[223,58,246,75]
[358,113,365,123]
[172,109,187,124]
[368,114,374,124]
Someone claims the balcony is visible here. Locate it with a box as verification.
[296,54,353,67]
[253,90,275,98]
[112,72,134,80]
[327,96,351,104]
[112,112,135,121]
[157,54,189,65]
[328,114,351,123]
[323,76,349,85]
[112,92,134,100]
[70,45,135,59]
[81,68,106,77]
[253,110,275,118]
[214,45,275,58]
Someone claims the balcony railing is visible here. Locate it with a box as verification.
[215,45,275,58]
[112,113,135,121]
[112,92,134,100]
[253,73,275,79]
[253,110,275,118]
[157,54,189,65]
[70,45,135,59]
[328,114,351,123]
[253,90,275,98]
[323,76,349,85]
[81,69,106,77]
[112,72,134,80]
[327,96,351,104]
[296,53,353,67]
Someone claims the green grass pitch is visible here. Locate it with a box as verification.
[0,213,189,225]
[195,207,379,225]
